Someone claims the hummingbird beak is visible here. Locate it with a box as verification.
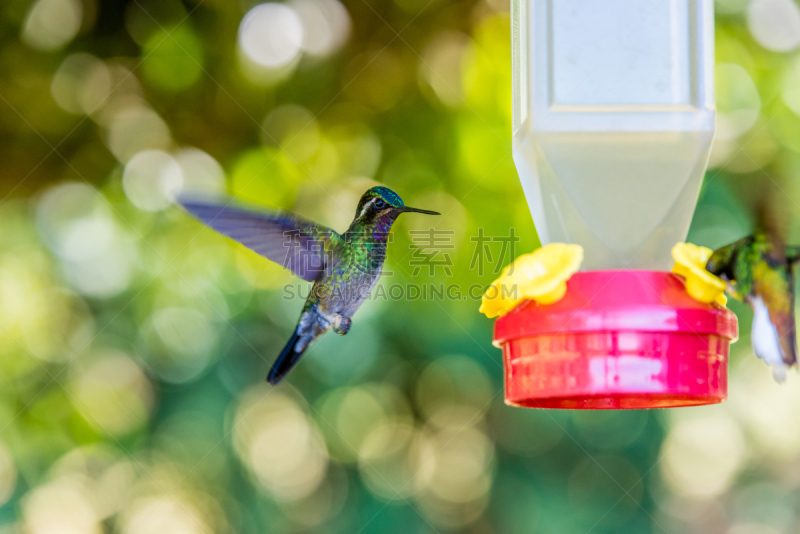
[400,206,440,215]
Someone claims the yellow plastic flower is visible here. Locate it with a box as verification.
[480,243,584,318]
[671,242,727,306]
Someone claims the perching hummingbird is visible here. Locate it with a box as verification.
[179,186,439,384]
[706,232,800,382]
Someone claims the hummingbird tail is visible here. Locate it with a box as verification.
[268,303,332,384]
[268,329,305,385]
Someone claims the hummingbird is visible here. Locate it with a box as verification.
[179,186,439,384]
[706,232,800,382]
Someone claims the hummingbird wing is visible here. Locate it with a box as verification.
[178,197,338,282]
[738,208,799,380]
[749,294,791,382]
[750,257,797,375]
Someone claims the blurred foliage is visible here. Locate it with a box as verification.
[0,0,799,533]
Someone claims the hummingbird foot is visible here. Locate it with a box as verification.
[332,315,351,335]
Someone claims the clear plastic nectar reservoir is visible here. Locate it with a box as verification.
[511,0,715,270]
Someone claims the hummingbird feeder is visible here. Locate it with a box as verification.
[495,0,739,409]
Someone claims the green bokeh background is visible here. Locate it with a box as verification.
[1,0,799,533]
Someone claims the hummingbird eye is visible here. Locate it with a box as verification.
[374,199,386,208]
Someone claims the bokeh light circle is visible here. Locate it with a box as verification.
[70,351,153,437]
[36,182,137,298]
[174,148,227,195]
[238,3,304,69]
[140,306,219,384]
[106,106,172,162]
[290,0,350,57]
[234,389,329,502]
[747,0,800,52]
[23,478,100,534]
[661,414,747,499]
[51,54,112,116]
[21,0,83,51]
[710,63,761,167]
[123,150,183,212]
[261,105,320,162]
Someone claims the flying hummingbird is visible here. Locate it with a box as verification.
[706,232,800,382]
[179,186,439,384]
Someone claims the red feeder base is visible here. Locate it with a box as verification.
[493,271,739,409]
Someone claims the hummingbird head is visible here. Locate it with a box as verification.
[705,247,733,280]
[705,237,752,281]
[353,186,440,226]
